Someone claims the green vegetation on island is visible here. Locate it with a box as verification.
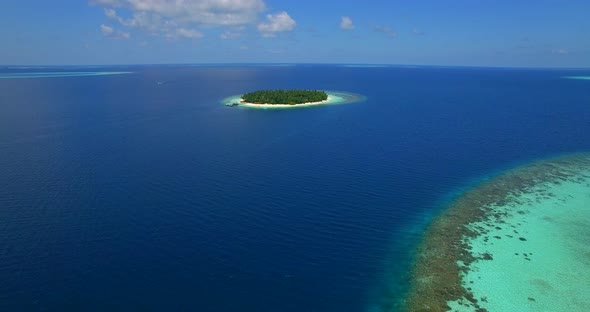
[241,89,328,105]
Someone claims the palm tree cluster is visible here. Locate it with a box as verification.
[242,89,328,105]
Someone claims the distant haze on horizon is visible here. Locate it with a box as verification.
[1,0,589,68]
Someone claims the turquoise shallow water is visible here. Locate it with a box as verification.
[563,76,590,80]
[446,155,590,311]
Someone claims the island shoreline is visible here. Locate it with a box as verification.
[238,95,333,108]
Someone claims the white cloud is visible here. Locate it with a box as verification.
[100,24,114,36]
[220,31,241,39]
[94,0,266,26]
[553,48,569,55]
[173,28,203,39]
[104,8,169,34]
[104,8,117,19]
[220,26,245,39]
[100,24,131,39]
[340,16,354,30]
[257,12,296,37]
[93,0,278,40]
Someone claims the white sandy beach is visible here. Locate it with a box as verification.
[447,165,590,311]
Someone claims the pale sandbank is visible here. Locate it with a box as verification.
[563,76,590,80]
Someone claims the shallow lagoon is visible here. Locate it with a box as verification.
[408,154,590,311]
[563,76,590,80]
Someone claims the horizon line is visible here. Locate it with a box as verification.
[1,63,590,71]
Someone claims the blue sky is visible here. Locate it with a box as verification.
[1,0,589,67]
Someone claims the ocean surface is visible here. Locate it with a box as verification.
[0,65,589,311]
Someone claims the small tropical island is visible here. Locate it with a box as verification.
[240,89,328,105]
[223,90,363,109]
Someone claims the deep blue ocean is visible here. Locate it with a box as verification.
[0,65,589,311]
